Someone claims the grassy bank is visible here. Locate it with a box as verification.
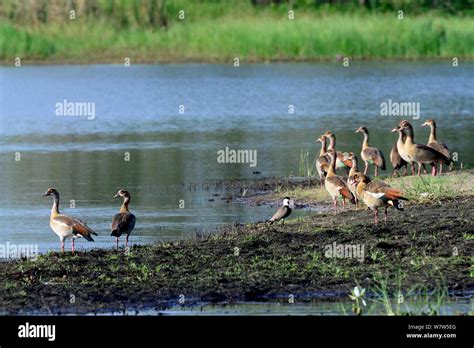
[1,172,472,315]
[1,4,474,62]
[250,170,474,209]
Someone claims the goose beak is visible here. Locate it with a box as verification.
[391,127,398,133]
[421,122,428,127]
[113,194,119,198]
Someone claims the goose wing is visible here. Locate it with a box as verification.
[53,215,97,241]
[363,147,386,169]
[326,176,355,203]
[414,144,450,164]
[111,212,136,237]
[428,141,450,159]
[365,182,408,201]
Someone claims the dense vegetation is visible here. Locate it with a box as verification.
[1,0,473,62]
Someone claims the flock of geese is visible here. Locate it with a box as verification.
[269,119,451,225]
[43,119,451,253]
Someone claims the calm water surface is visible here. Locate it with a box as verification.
[1,62,473,253]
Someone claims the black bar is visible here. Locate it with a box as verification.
[0,316,472,346]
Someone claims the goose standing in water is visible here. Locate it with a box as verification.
[355,126,386,177]
[111,189,136,248]
[43,188,97,253]
[269,197,292,224]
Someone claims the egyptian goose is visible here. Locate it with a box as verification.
[325,149,355,214]
[422,119,451,174]
[269,197,292,224]
[43,188,97,253]
[111,189,136,248]
[346,152,360,207]
[389,138,407,177]
[351,173,408,224]
[355,126,386,177]
[323,131,352,174]
[399,121,450,176]
[392,123,416,175]
[316,135,330,186]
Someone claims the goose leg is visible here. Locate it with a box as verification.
[422,163,427,174]
[375,166,379,177]
[71,238,75,254]
[116,237,119,249]
[384,207,388,222]
[374,208,379,224]
[125,236,129,248]
[342,198,346,210]
[60,239,65,253]
[431,164,437,176]
[439,162,443,174]
[333,198,338,215]
[364,162,368,175]
[410,162,415,176]
[417,163,422,176]
[403,165,407,176]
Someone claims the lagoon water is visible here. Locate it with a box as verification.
[0,62,473,254]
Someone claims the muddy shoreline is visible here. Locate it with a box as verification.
[1,189,472,314]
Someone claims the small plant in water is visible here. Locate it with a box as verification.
[349,286,366,315]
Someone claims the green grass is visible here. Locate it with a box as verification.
[384,172,471,203]
[1,11,474,62]
[297,149,316,177]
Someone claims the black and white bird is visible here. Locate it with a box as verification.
[269,197,292,224]
[111,189,136,248]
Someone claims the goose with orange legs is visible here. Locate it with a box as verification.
[421,119,451,174]
[323,131,352,174]
[43,188,97,253]
[325,149,355,214]
[355,126,386,177]
[399,121,450,176]
[351,173,408,224]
